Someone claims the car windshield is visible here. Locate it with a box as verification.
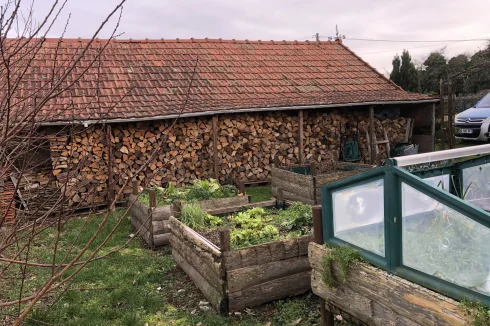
[475,93,490,108]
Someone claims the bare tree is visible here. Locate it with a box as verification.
[0,1,197,324]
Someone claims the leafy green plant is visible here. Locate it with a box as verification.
[460,300,490,326]
[321,245,362,287]
[204,213,223,228]
[230,207,279,248]
[180,204,207,229]
[278,202,313,235]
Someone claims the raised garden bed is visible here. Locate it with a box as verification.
[129,179,249,247]
[271,161,374,205]
[169,203,314,313]
[309,243,473,325]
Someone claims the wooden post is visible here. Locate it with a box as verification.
[369,106,376,164]
[312,205,334,326]
[310,162,317,176]
[172,200,182,219]
[212,115,219,181]
[238,181,245,195]
[431,103,436,152]
[447,81,454,149]
[149,189,156,208]
[106,124,114,210]
[376,154,382,167]
[219,228,231,252]
[274,156,280,168]
[132,180,139,195]
[276,187,284,209]
[439,79,446,150]
[298,110,304,165]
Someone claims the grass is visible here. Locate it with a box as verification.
[1,209,352,325]
[245,186,272,203]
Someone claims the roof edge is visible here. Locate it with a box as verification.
[40,98,439,126]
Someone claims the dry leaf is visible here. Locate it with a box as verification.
[292,318,302,325]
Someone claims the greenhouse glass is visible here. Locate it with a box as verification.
[402,183,490,296]
[462,162,490,204]
[332,179,385,256]
[322,163,490,305]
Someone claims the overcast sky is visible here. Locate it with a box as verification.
[24,0,490,74]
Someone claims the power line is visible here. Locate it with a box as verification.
[358,42,456,55]
[342,37,490,43]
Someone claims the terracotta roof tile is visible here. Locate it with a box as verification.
[3,38,434,123]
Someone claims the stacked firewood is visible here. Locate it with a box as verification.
[217,112,299,183]
[304,109,409,163]
[48,111,410,206]
[49,128,109,206]
[111,118,212,193]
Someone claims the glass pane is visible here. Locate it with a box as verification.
[423,174,450,191]
[333,179,385,256]
[462,163,490,210]
[402,183,490,296]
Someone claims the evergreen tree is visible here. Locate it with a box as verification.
[390,54,401,85]
[421,52,447,94]
[397,50,420,92]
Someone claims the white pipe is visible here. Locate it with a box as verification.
[394,144,490,166]
[39,98,438,126]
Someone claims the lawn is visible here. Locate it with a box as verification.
[245,186,273,203]
[0,209,344,326]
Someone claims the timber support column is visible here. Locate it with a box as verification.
[369,106,376,165]
[148,189,156,248]
[313,205,334,326]
[212,115,219,181]
[298,110,304,165]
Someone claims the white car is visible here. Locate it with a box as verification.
[455,92,490,141]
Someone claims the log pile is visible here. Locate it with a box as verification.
[111,118,212,192]
[304,109,409,162]
[49,128,109,206]
[217,112,299,183]
[47,110,411,206]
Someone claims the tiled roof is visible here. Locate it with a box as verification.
[5,38,434,123]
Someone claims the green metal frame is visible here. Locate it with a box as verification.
[321,165,490,307]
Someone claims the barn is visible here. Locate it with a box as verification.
[2,37,438,209]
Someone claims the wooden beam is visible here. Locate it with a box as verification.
[212,115,219,180]
[447,81,454,149]
[440,79,446,150]
[369,106,376,164]
[298,110,304,165]
[431,103,436,152]
[106,124,114,209]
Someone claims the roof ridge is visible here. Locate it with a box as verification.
[337,42,404,91]
[6,37,339,45]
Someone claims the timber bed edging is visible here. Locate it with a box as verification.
[308,242,473,326]
[169,213,314,314]
[129,194,249,247]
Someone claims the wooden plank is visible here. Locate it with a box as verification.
[227,256,310,293]
[431,103,436,152]
[152,220,169,234]
[271,167,314,188]
[282,190,315,205]
[224,235,312,270]
[213,115,219,180]
[172,236,223,289]
[169,217,221,257]
[130,214,151,245]
[298,110,304,165]
[440,79,446,150]
[206,199,276,215]
[272,178,312,200]
[313,270,419,326]
[170,231,222,277]
[153,233,170,246]
[153,205,172,221]
[309,243,471,326]
[369,106,376,164]
[195,196,249,211]
[172,249,225,313]
[228,270,311,312]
